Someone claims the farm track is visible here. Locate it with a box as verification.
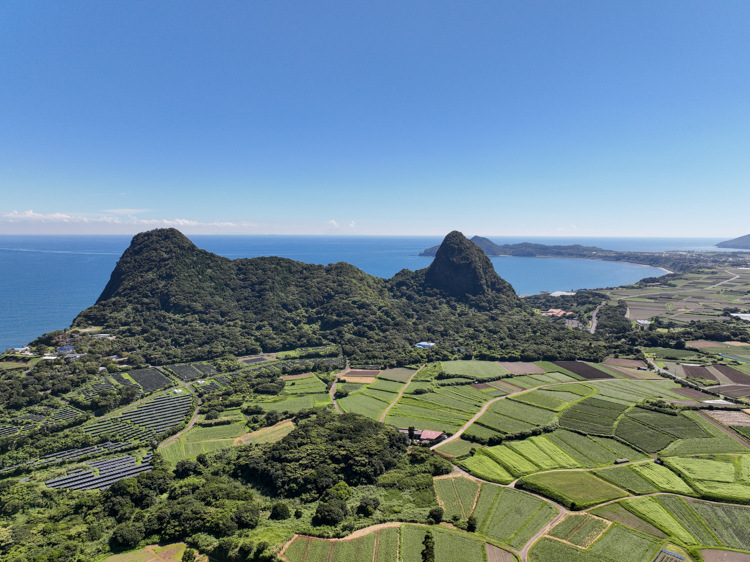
[379,366,422,422]
[329,361,350,414]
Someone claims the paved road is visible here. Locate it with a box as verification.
[379,366,422,422]
[589,303,602,334]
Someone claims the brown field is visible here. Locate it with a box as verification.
[554,361,613,380]
[104,543,206,562]
[347,369,380,377]
[488,380,522,393]
[470,383,492,390]
[700,550,750,562]
[714,365,750,385]
[726,341,750,347]
[605,358,647,368]
[486,544,516,562]
[683,365,718,381]
[673,388,714,400]
[711,385,750,398]
[688,340,726,348]
[498,361,545,374]
[341,376,376,384]
[705,410,750,427]
[281,373,312,380]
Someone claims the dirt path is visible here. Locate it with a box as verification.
[379,366,422,422]
[519,506,568,562]
[329,360,350,414]
[430,387,527,450]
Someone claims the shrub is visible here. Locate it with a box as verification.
[357,496,381,516]
[427,507,444,524]
[182,548,196,562]
[110,521,145,549]
[269,502,291,520]
[314,498,348,526]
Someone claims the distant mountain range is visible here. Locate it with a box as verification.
[717,234,750,250]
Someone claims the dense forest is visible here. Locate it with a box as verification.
[72,229,610,365]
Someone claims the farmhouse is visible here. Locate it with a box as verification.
[398,428,446,443]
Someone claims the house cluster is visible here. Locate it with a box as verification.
[397,428,446,443]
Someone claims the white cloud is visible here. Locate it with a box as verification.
[1,210,236,228]
[327,219,339,229]
[349,221,356,228]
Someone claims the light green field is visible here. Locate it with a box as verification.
[521,471,628,509]
[441,360,509,380]
[184,422,246,441]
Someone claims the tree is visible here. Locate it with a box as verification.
[314,499,348,526]
[269,502,291,520]
[110,521,145,549]
[421,530,435,562]
[408,426,415,440]
[467,515,477,532]
[427,507,443,524]
[182,547,196,562]
[356,497,380,517]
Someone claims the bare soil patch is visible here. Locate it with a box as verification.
[683,365,718,381]
[714,385,750,398]
[485,544,515,562]
[725,341,750,347]
[341,376,376,383]
[688,340,726,348]
[347,369,379,377]
[673,387,713,400]
[714,365,750,385]
[470,383,492,390]
[498,361,545,374]
[605,358,647,368]
[281,373,312,380]
[554,361,613,380]
[700,550,750,562]
[706,410,750,427]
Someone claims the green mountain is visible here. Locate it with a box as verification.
[420,236,605,258]
[74,228,601,364]
[717,234,750,250]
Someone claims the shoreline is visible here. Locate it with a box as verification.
[418,253,673,275]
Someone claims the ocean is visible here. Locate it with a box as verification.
[0,235,728,350]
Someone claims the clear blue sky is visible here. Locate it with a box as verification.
[1,1,748,236]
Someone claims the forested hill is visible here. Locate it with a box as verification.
[717,233,750,249]
[73,229,601,365]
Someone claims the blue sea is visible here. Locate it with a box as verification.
[0,235,729,350]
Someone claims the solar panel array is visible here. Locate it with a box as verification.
[84,393,192,443]
[193,363,216,376]
[213,375,231,386]
[112,373,138,388]
[0,441,129,473]
[128,368,173,392]
[0,425,18,437]
[49,407,83,422]
[18,414,46,422]
[167,364,204,381]
[82,380,116,399]
[45,453,154,491]
[199,381,222,392]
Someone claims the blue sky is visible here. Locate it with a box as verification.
[0,1,748,236]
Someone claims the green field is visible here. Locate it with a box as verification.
[441,360,509,380]
[475,486,558,549]
[285,526,400,562]
[460,451,514,484]
[378,368,416,383]
[434,476,479,520]
[521,471,628,509]
[401,525,486,562]
[621,497,698,546]
[548,513,609,547]
[435,438,475,458]
[530,524,662,562]
[183,421,246,441]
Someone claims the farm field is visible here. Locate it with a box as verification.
[384,385,489,432]
[285,525,400,562]
[434,475,480,520]
[244,392,331,412]
[530,524,662,562]
[498,361,545,374]
[473,485,558,549]
[400,525,487,562]
[441,360,509,380]
[435,438,475,458]
[548,513,609,548]
[378,368,415,383]
[521,471,627,509]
